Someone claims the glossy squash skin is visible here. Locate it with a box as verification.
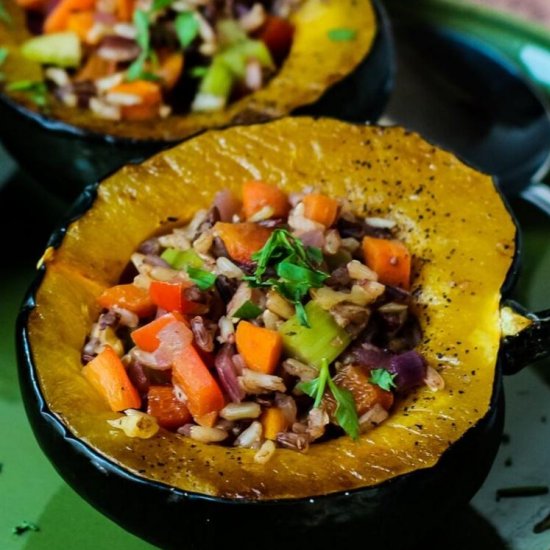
[0,0,392,198]
[18,117,517,548]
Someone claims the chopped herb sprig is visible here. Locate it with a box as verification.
[245,229,329,326]
[328,28,357,42]
[187,266,216,290]
[370,368,396,391]
[297,358,360,439]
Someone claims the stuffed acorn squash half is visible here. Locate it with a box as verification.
[0,0,392,197]
[18,117,549,549]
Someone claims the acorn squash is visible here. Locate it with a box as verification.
[0,0,392,196]
[20,117,544,548]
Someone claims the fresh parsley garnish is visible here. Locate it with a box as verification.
[297,358,360,439]
[6,80,48,108]
[12,521,39,536]
[127,9,151,81]
[175,11,200,49]
[151,0,173,11]
[190,66,208,78]
[370,368,396,391]
[187,266,217,290]
[328,28,357,42]
[0,0,12,25]
[245,229,329,327]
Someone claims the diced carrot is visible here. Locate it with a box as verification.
[109,80,163,121]
[362,236,411,289]
[332,365,394,416]
[110,80,162,106]
[261,407,289,440]
[131,312,186,352]
[66,11,94,42]
[97,284,156,317]
[75,54,116,80]
[257,16,294,62]
[302,194,339,228]
[214,222,272,263]
[121,102,161,121]
[116,0,134,22]
[242,180,290,220]
[194,411,218,428]
[82,346,141,411]
[44,0,95,33]
[146,385,191,430]
[157,51,184,91]
[172,346,225,419]
[235,321,282,375]
[148,280,206,315]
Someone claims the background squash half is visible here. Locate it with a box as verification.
[19,117,529,548]
[0,0,393,196]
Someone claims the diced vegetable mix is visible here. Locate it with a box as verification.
[6,0,298,119]
[82,181,443,461]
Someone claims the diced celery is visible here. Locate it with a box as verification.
[217,19,247,47]
[236,40,274,69]
[161,248,203,270]
[192,57,234,112]
[278,301,351,368]
[21,31,81,68]
[232,300,263,320]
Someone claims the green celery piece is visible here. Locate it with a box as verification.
[161,248,203,270]
[232,300,263,320]
[199,57,234,97]
[217,19,247,47]
[279,301,351,368]
[21,31,81,68]
[219,39,275,79]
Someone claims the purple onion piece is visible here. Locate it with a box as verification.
[298,229,325,248]
[214,189,241,222]
[215,344,245,403]
[97,36,141,62]
[388,351,427,392]
[342,342,391,369]
[127,361,150,396]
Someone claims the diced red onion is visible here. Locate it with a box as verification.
[388,351,427,392]
[298,229,325,249]
[344,342,391,368]
[126,361,150,395]
[153,321,193,366]
[215,344,245,403]
[214,190,242,222]
[97,36,141,62]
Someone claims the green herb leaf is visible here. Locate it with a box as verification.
[245,229,329,326]
[297,358,360,438]
[134,9,150,50]
[328,28,357,42]
[151,0,173,11]
[297,358,329,408]
[232,300,262,320]
[6,80,48,107]
[12,521,39,536]
[0,47,8,66]
[327,377,360,439]
[190,66,208,78]
[175,11,199,49]
[187,266,217,290]
[370,369,396,392]
[0,0,12,25]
